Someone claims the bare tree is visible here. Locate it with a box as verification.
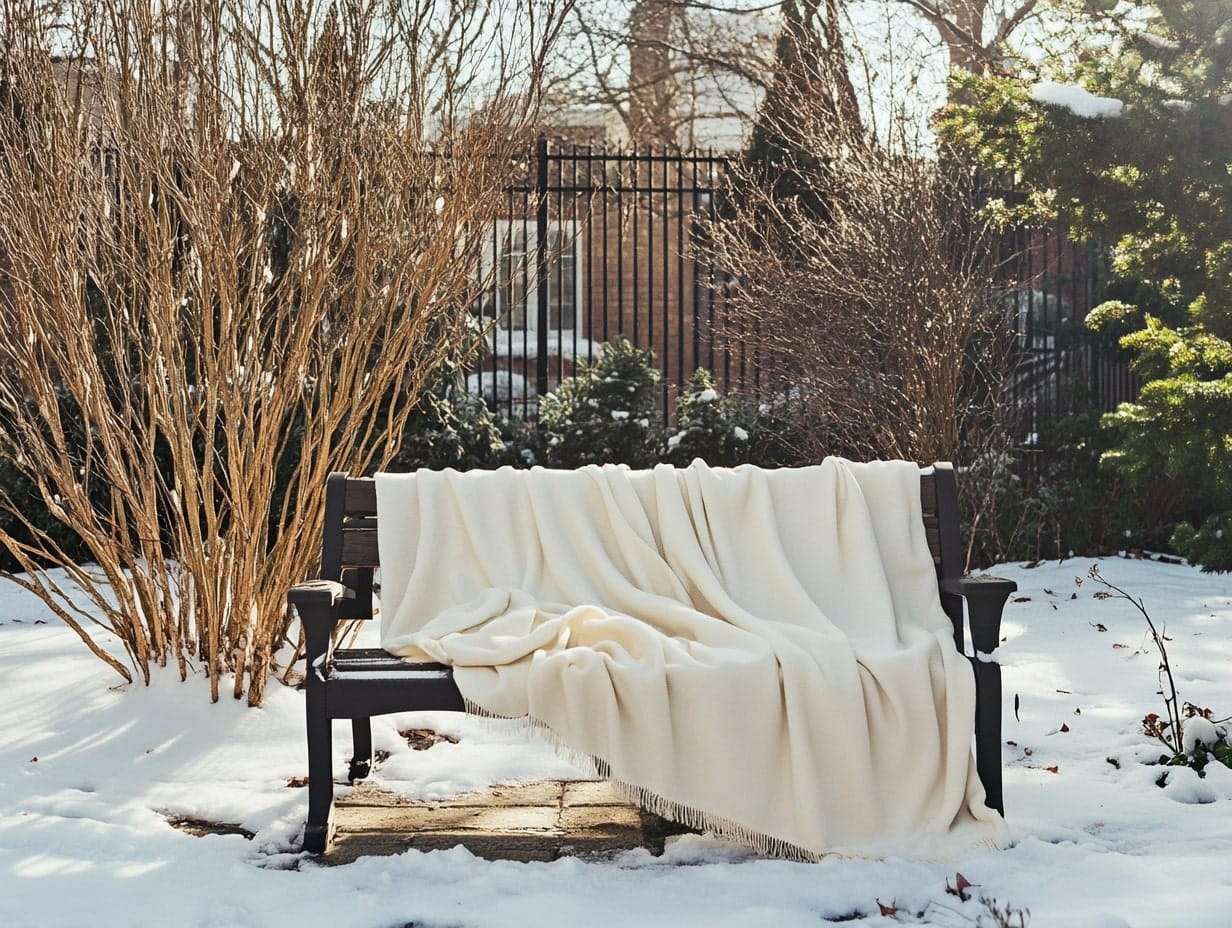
[882,0,1044,73]
[699,45,1016,469]
[0,0,571,705]
[549,0,779,146]
[548,0,1049,147]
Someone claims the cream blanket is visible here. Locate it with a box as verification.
[376,458,1006,858]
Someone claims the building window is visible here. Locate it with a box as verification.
[479,219,583,334]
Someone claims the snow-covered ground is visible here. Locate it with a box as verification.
[2,556,1230,927]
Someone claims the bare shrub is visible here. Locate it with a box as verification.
[0,0,569,704]
[698,30,1016,475]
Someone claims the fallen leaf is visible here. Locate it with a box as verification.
[1091,622,1108,632]
[1113,643,1129,649]
[1023,747,1033,756]
[1044,588,1055,595]
[1014,693,1021,721]
[285,776,309,788]
[877,901,897,916]
[1045,765,1059,774]
[1060,723,1070,732]
[1094,591,1112,600]
[946,872,974,902]
[1074,707,1082,715]
[1006,740,1018,747]
[1012,596,1031,603]
[400,728,460,751]
[1071,592,1078,600]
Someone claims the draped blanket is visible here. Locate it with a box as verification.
[376,458,1007,859]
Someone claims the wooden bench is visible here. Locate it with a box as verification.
[289,464,1016,854]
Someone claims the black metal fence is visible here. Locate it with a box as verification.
[1001,220,1139,452]
[467,138,743,419]
[469,139,1138,451]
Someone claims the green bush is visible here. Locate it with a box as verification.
[392,340,812,474]
[936,1,1232,571]
[1171,514,1232,574]
[538,337,665,468]
[1089,308,1232,571]
[663,369,761,467]
[385,316,538,472]
[390,388,521,472]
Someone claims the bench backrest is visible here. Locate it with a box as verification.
[317,463,965,621]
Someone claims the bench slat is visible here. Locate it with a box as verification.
[325,674,465,719]
[331,648,446,671]
[925,524,942,562]
[339,529,380,567]
[920,472,937,516]
[345,480,377,515]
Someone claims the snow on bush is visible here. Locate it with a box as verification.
[1030,81,1125,118]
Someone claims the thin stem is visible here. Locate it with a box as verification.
[1088,565,1182,754]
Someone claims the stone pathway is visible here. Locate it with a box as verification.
[326,779,687,865]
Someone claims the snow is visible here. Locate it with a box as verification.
[1183,717,1226,755]
[1138,32,1181,53]
[2,557,1232,926]
[466,370,532,401]
[1030,81,1126,119]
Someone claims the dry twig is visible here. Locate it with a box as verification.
[0,0,569,704]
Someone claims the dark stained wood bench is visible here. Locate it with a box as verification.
[289,464,1017,854]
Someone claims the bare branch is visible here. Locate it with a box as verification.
[0,0,566,704]
[696,56,1017,469]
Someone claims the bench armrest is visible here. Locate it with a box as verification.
[289,580,355,678]
[289,579,352,608]
[939,575,1017,657]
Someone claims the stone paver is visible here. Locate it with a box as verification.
[326,779,681,865]
[562,779,631,806]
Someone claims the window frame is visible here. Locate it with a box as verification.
[479,218,584,336]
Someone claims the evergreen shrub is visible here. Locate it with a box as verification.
[537,337,665,468]
[663,369,760,467]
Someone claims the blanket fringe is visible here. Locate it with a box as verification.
[461,697,824,862]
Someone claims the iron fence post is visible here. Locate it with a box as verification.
[535,135,550,400]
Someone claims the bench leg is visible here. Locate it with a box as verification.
[972,658,1004,815]
[348,717,373,781]
[304,687,335,853]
